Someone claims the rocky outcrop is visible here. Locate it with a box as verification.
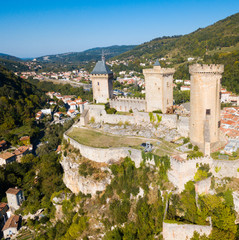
[163,222,212,240]
[61,156,111,196]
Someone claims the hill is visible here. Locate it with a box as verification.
[36,45,137,63]
[0,65,46,135]
[115,12,239,93]
[0,53,22,62]
[0,57,30,72]
[115,13,239,60]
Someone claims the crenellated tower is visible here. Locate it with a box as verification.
[143,60,175,113]
[189,64,224,155]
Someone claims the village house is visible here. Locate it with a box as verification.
[19,136,30,146]
[54,112,64,120]
[0,202,8,222]
[2,215,21,239]
[67,109,79,118]
[35,111,44,120]
[14,146,31,162]
[0,140,8,152]
[180,85,190,91]
[0,152,16,166]
[6,188,25,212]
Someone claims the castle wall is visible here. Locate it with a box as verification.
[189,64,224,150]
[63,131,143,168]
[109,97,146,112]
[169,156,239,192]
[163,222,212,240]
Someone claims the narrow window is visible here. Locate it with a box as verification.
[219,92,222,99]
[206,109,211,115]
[98,82,99,86]
[218,121,221,128]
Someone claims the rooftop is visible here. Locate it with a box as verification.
[6,188,21,195]
[2,215,20,231]
[0,202,8,211]
[0,152,15,160]
[91,56,113,75]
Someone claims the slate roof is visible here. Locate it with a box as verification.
[91,57,113,74]
[154,59,161,66]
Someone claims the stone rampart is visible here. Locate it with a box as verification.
[63,132,143,168]
[169,156,239,192]
[81,104,181,130]
[109,97,146,112]
[163,222,212,240]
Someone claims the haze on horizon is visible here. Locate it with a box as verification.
[0,0,238,58]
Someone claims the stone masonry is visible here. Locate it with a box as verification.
[189,64,224,154]
[143,63,175,113]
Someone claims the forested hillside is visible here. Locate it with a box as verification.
[114,12,239,93]
[116,13,239,60]
[0,65,46,134]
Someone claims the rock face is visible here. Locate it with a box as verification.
[163,222,212,240]
[61,156,111,196]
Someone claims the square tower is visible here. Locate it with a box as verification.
[143,60,175,113]
[90,56,113,103]
[189,64,224,155]
[6,188,25,211]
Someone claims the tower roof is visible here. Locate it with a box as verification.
[154,59,161,66]
[91,56,113,75]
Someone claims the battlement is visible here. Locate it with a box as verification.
[110,96,146,102]
[189,64,224,74]
[143,66,175,75]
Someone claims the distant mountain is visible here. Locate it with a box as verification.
[36,45,137,63]
[0,53,22,62]
[0,58,29,72]
[115,12,239,60]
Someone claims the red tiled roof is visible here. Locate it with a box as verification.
[6,188,21,195]
[0,152,15,160]
[2,215,20,231]
[0,202,7,211]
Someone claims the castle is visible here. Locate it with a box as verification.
[87,58,224,155]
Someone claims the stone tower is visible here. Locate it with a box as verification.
[90,56,113,103]
[189,64,224,155]
[143,60,175,113]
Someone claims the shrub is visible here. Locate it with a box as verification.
[188,143,193,149]
[90,117,95,123]
[152,110,162,113]
[129,109,133,113]
[193,145,199,151]
[183,137,190,144]
[156,114,162,123]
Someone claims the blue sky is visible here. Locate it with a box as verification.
[0,0,238,58]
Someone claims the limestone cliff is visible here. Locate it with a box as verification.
[61,154,111,196]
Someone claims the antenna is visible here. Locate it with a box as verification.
[102,50,105,62]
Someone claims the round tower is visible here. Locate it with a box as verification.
[189,64,224,153]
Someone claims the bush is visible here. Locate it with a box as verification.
[188,143,193,149]
[90,117,95,123]
[183,137,189,144]
[193,145,199,151]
